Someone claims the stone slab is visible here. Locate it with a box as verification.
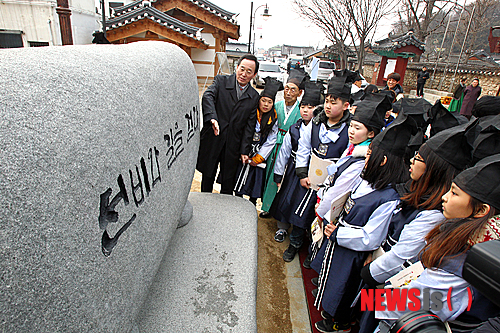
[136,192,258,333]
[0,41,200,332]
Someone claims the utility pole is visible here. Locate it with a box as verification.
[248,1,253,53]
[102,0,106,37]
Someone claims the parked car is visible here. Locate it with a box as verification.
[253,61,283,88]
[327,71,368,89]
[308,60,336,82]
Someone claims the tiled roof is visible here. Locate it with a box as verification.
[112,0,237,24]
[373,31,425,52]
[106,4,207,44]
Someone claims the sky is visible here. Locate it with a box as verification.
[211,0,395,50]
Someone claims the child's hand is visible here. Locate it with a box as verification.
[249,160,258,167]
[300,177,310,189]
[364,253,373,266]
[241,155,249,164]
[324,222,337,238]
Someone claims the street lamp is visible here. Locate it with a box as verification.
[248,2,271,53]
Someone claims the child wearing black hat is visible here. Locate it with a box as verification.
[316,93,391,223]
[375,154,500,330]
[260,69,309,218]
[311,117,412,333]
[304,93,390,270]
[359,120,478,333]
[270,81,323,245]
[279,70,354,262]
[233,77,282,203]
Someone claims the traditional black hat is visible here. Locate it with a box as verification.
[453,153,500,211]
[301,81,323,106]
[394,98,432,128]
[260,77,284,101]
[428,100,469,137]
[352,93,392,131]
[472,96,500,118]
[425,119,478,170]
[393,98,432,150]
[327,69,354,100]
[472,115,500,164]
[350,90,365,104]
[372,114,414,156]
[378,89,397,103]
[287,69,309,90]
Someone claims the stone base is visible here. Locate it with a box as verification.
[135,192,258,332]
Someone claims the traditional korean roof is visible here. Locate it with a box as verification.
[469,49,500,67]
[106,3,207,45]
[112,0,237,24]
[373,31,425,53]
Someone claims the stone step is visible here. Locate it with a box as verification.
[410,88,453,98]
[135,192,258,333]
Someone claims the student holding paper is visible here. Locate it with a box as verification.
[311,117,412,333]
[279,70,356,262]
[269,81,323,259]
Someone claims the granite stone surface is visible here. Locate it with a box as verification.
[0,41,200,332]
[136,192,258,333]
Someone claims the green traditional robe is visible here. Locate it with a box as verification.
[261,99,302,212]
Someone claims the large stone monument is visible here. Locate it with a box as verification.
[0,41,257,332]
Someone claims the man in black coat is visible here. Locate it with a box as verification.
[416,66,430,97]
[196,54,260,194]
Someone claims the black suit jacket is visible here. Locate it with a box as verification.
[196,74,259,189]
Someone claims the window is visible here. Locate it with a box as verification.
[29,41,49,47]
[259,63,280,72]
[319,61,336,70]
[0,30,23,48]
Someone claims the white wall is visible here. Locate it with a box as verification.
[191,32,216,78]
[0,0,100,46]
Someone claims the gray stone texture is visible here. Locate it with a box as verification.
[0,41,200,332]
[177,200,193,228]
[136,192,258,333]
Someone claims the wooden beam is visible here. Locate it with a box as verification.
[154,0,239,39]
[106,20,207,49]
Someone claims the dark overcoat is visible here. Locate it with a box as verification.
[196,74,259,191]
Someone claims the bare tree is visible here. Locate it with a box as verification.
[341,0,398,74]
[292,0,351,68]
[293,0,397,74]
[393,0,461,60]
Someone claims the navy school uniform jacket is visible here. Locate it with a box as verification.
[312,180,400,316]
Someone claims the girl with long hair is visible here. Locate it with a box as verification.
[375,154,500,331]
[358,122,477,333]
[311,118,413,333]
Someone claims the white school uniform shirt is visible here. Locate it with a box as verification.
[274,121,308,176]
[369,209,445,283]
[254,120,279,160]
[336,180,400,252]
[316,144,367,219]
[295,121,347,168]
